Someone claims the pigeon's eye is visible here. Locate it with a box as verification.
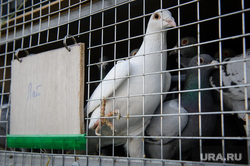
[132,50,137,56]
[197,57,204,64]
[182,39,189,45]
[153,13,160,20]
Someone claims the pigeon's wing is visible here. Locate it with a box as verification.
[145,99,188,144]
[87,60,129,115]
[162,72,172,100]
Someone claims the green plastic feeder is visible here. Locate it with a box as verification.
[7,134,86,150]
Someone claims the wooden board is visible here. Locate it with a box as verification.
[10,43,85,135]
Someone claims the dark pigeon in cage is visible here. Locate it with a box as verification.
[145,54,218,159]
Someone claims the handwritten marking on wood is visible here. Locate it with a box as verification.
[10,43,85,135]
[27,83,42,101]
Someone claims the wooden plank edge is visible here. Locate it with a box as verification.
[79,43,85,134]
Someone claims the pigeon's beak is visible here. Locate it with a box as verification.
[169,19,177,27]
[163,17,177,28]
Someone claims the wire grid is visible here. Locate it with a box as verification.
[0,0,250,165]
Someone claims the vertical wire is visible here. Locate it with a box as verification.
[67,0,71,37]
[159,1,163,162]
[241,0,250,164]
[58,1,63,157]
[33,1,38,47]
[37,0,41,46]
[10,0,17,158]
[66,1,71,154]
[21,1,26,163]
[126,0,131,159]
[28,0,33,48]
[241,0,247,122]
[98,0,105,161]
[13,0,17,157]
[56,0,62,41]
[21,0,25,50]
[57,0,61,156]
[32,1,36,157]
[112,1,116,159]
[3,0,8,154]
[112,0,117,159]
[218,0,226,163]
[37,1,42,156]
[196,0,204,162]
[78,0,81,37]
[143,0,150,160]
[32,1,38,164]
[46,0,50,43]
[86,0,93,160]
[159,0,164,162]
[3,39,7,152]
[142,0,146,160]
[177,0,182,161]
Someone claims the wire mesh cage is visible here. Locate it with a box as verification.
[0,0,250,165]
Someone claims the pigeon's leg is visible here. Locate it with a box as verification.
[95,99,121,135]
[104,109,120,133]
[95,99,107,136]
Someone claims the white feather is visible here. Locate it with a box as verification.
[145,99,188,144]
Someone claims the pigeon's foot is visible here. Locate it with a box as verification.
[94,99,121,136]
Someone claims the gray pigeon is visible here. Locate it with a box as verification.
[86,9,176,157]
[210,50,250,120]
[145,54,218,159]
[170,37,205,67]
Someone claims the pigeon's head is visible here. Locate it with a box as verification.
[188,54,214,67]
[180,37,197,47]
[147,9,176,33]
[188,54,217,73]
[214,48,237,60]
[185,54,217,89]
[170,37,198,57]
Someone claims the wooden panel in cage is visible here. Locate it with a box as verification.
[10,43,85,135]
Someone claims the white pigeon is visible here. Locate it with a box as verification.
[210,50,250,120]
[86,9,176,157]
